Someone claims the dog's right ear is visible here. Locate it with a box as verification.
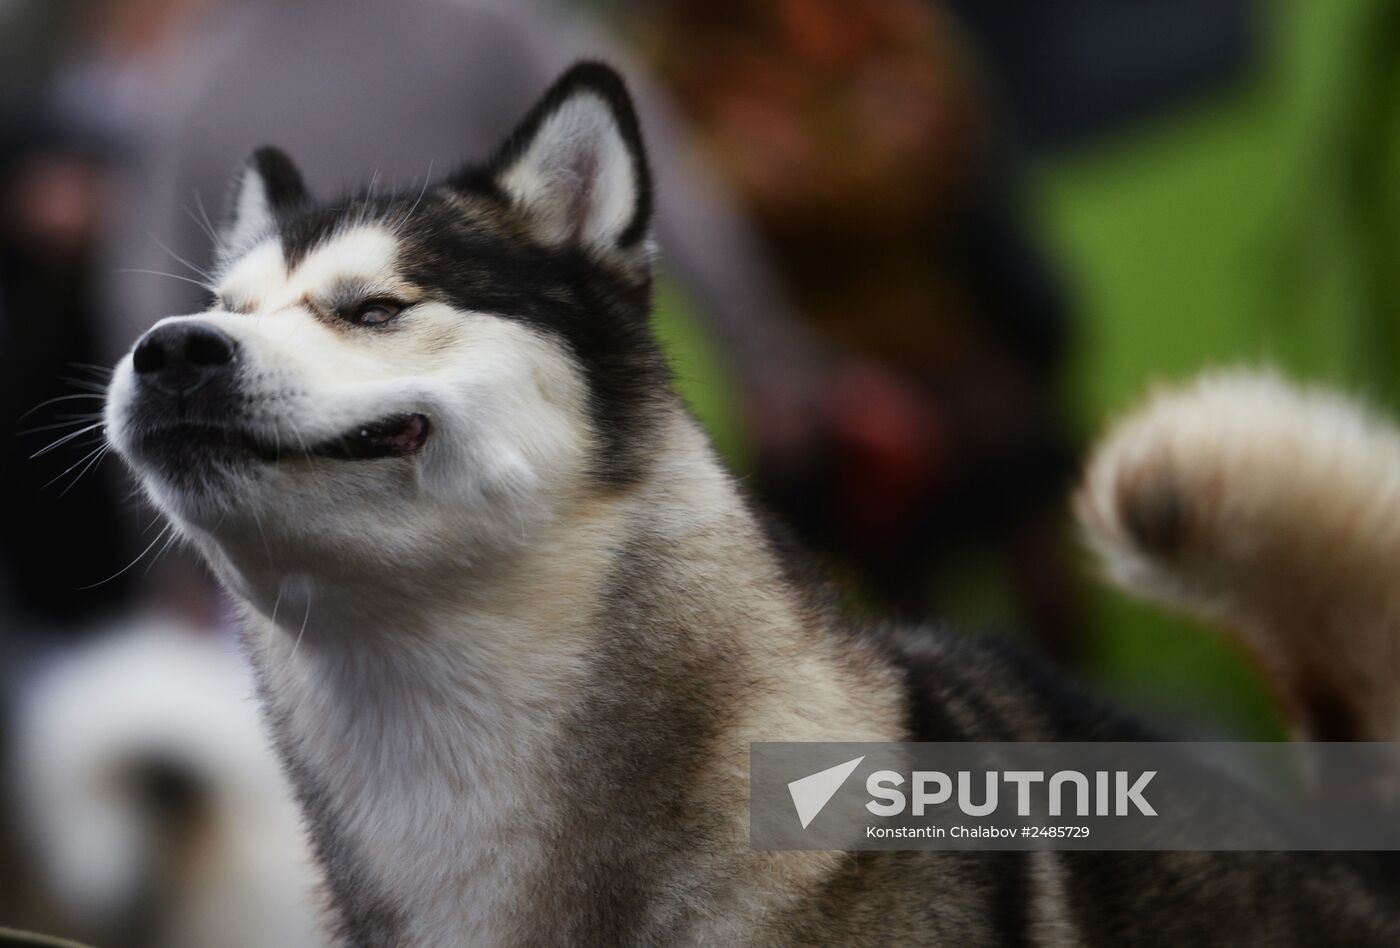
[218,146,310,265]
[475,61,654,273]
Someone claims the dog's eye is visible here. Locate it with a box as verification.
[345,299,405,327]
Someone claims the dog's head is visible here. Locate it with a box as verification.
[106,62,669,582]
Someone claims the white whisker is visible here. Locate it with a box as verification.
[67,361,114,377]
[249,503,276,572]
[21,415,104,436]
[115,268,214,292]
[31,422,105,458]
[148,232,215,282]
[78,522,172,590]
[362,169,382,229]
[290,426,318,474]
[394,160,435,234]
[142,525,182,576]
[57,376,111,393]
[58,444,112,497]
[43,442,107,491]
[291,591,313,660]
[19,393,106,421]
[193,190,227,261]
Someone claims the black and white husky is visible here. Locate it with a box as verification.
[105,62,1400,945]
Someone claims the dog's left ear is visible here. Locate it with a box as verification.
[484,61,653,268]
[218,146,311,266]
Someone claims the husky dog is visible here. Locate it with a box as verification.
[105,62,1400,945]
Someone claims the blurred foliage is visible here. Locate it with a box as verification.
[1035,0,1400,738]
[652,276,748,467]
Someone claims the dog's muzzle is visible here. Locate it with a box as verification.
[120,321,431,469]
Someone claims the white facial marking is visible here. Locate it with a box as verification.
[294,227,402,297]
[217,239,286,308]
[216,225,399,314]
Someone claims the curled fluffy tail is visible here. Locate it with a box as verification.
[1078,370,1400,743]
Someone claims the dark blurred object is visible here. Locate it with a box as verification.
[0,928,92,948]
[0,1,84,117]
[946,0,1257,152]
[0,0,214,626]
[0,118,131,625]
[631,0,1079,654]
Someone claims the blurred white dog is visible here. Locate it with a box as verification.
[12,615,325,948]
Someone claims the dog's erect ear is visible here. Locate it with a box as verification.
[218,146,310,264]
[484,62,653,265]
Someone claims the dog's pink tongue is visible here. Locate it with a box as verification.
[383,413,430,456]
[351,413,430,458]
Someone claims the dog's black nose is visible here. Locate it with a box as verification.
[132,322,237,395]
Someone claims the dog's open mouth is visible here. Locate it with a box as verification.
[311,413,431,461]
[136,413,431,464]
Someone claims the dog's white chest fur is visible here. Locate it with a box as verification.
[248,599,589,945]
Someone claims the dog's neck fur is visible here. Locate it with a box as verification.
[220,408,905,946]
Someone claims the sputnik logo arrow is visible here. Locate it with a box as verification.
[787,756,865,829]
